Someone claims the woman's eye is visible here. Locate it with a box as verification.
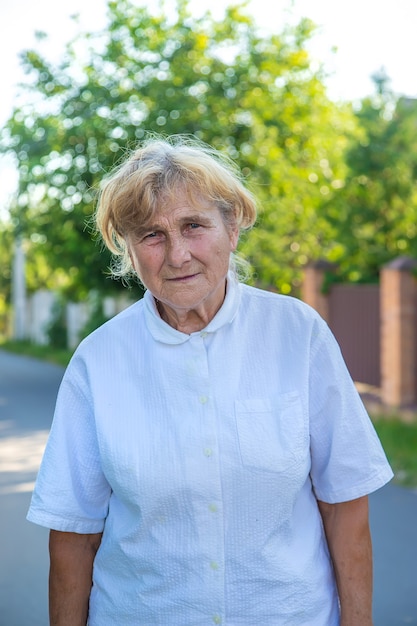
[144,232,158,239]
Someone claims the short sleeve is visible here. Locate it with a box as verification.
[27,354,111,533]
[308,317,393,503]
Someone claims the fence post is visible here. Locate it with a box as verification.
[302,260,334,323]
[28,290,57,345]
[380,256,417,407]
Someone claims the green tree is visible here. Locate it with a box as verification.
[0,223,14,337]
[330,75,417,282]
[0,0,356,297]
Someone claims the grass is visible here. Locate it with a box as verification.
[0,339,73,367]
[372,416,417,489]
[1,339,417,488]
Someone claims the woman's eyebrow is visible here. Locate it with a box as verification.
[130,225,160,240]
[133,213,215,238]
[179,213,214,225]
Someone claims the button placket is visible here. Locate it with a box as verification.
[189,335,225,621]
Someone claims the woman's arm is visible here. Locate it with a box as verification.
[317,495,373,626]
[49,530,103,626]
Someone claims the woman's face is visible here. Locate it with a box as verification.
[127,191,239,331]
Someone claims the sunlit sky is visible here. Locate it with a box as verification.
[1,0,416,211]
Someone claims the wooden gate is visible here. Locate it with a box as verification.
[328,284,380,387]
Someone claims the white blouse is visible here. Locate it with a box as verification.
[28,275,393,625]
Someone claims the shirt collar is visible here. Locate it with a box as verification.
[143,272,241,344]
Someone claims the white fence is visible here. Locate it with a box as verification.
[28,290,57,345]
[15,290,134,349]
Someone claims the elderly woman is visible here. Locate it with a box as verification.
[28,136,392,626]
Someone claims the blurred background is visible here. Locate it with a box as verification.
[0,2,417,624]
[1,0,417,349]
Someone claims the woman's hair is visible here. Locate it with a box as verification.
[95,135,258,280]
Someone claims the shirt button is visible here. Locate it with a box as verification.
[208,503,218,512]
[200,331,208,338]
[210,561,219,570]
[199,395,209,404]
[212,616,222,624]
[204,447,213,457]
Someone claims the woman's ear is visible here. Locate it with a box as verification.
[126,239,137,274]
[229,223,239,252]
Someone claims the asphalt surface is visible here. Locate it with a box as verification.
[0,350,62,626]
[0,349,416,625]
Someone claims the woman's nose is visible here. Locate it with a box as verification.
[166,235,192,267]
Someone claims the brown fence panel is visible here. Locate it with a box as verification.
[328,284,380,387]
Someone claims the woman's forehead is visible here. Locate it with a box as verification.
[155,187,215,215]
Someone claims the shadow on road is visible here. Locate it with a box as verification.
[0,350,63,625]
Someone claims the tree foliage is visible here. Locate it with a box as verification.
[329,76,417,282]
[1,0,358,297]
[0,223,14,336]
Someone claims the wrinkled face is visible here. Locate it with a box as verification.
[127,191,239,325]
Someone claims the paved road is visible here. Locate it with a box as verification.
[0,350,63,626]
[0,349,416,625]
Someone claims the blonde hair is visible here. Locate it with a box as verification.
[95,135,257,279]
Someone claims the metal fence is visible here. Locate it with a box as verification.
[328,284,381,387]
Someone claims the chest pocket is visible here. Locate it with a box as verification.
[235,393,306,473]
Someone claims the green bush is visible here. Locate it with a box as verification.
[46,298,68,349]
